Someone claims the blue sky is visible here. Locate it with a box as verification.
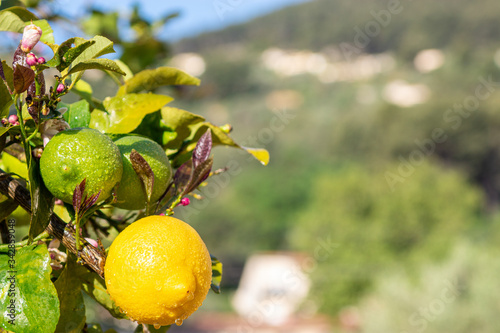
[59,0,311,41]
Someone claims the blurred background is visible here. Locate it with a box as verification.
[3,0,500,332]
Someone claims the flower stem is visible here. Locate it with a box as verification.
[12,95,31,166]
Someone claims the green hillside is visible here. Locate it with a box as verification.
[169,0,500,321]
[175,0,500,59]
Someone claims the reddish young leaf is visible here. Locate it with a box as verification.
[192,129,212,169]
[173,159,192,194]
[82,190,101,212]
[13,65,35,94]
[73,178,86,216]
[130,149,155,203]
[184,158,213,195]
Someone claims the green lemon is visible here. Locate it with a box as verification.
[40,127,123,203]
[114,136,173,210]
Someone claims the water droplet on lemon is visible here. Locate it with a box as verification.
[154,324,161,329]
[175,318,183,326]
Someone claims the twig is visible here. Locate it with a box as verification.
[0,169,106,278]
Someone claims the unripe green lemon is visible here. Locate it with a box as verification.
[40,127,123,203]
[114,136,173,210]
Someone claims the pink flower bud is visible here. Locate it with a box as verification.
[56,83,65,93]
[85,238,99,248]
[37,57,46,64]
[26,53,37,66]
[180,197,190,206]
[21,24,42,53]
[8,115,18,125]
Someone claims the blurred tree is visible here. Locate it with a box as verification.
[356,241,500,333]
[287,162,485,314]
[81,4,177,72]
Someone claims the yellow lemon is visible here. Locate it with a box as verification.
[104,215,212,327]
[114,136,172,210]
[40,127,123,203]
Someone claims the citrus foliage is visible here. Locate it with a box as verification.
[0,5,267,332]
[0,244,59,333]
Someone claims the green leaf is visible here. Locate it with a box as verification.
[72,78,92,98]
[0,244,60,333]
[191,123,270,166]
[27,157,54,243]
[0,10,25,33]
[0,150,28,180]
[160,107,204,150]
[65,58,125,78]
[117,66,200,95]
[159,107,270,165]
[47,37,95,71]
[114,59,133,81]
[132,110,171,145]
[71,79,104,111]
[90,93,173,134]
[241,146,270,166]
[88,109,110,133]
[54,254,86,333]
[211,255,223,294]
[66,36,116,71]
[77,267,127,320]
[0,61,13,118]
[2,6,38,22]
[61,99,91,128]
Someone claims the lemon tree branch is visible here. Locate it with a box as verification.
[0,169,106,278]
